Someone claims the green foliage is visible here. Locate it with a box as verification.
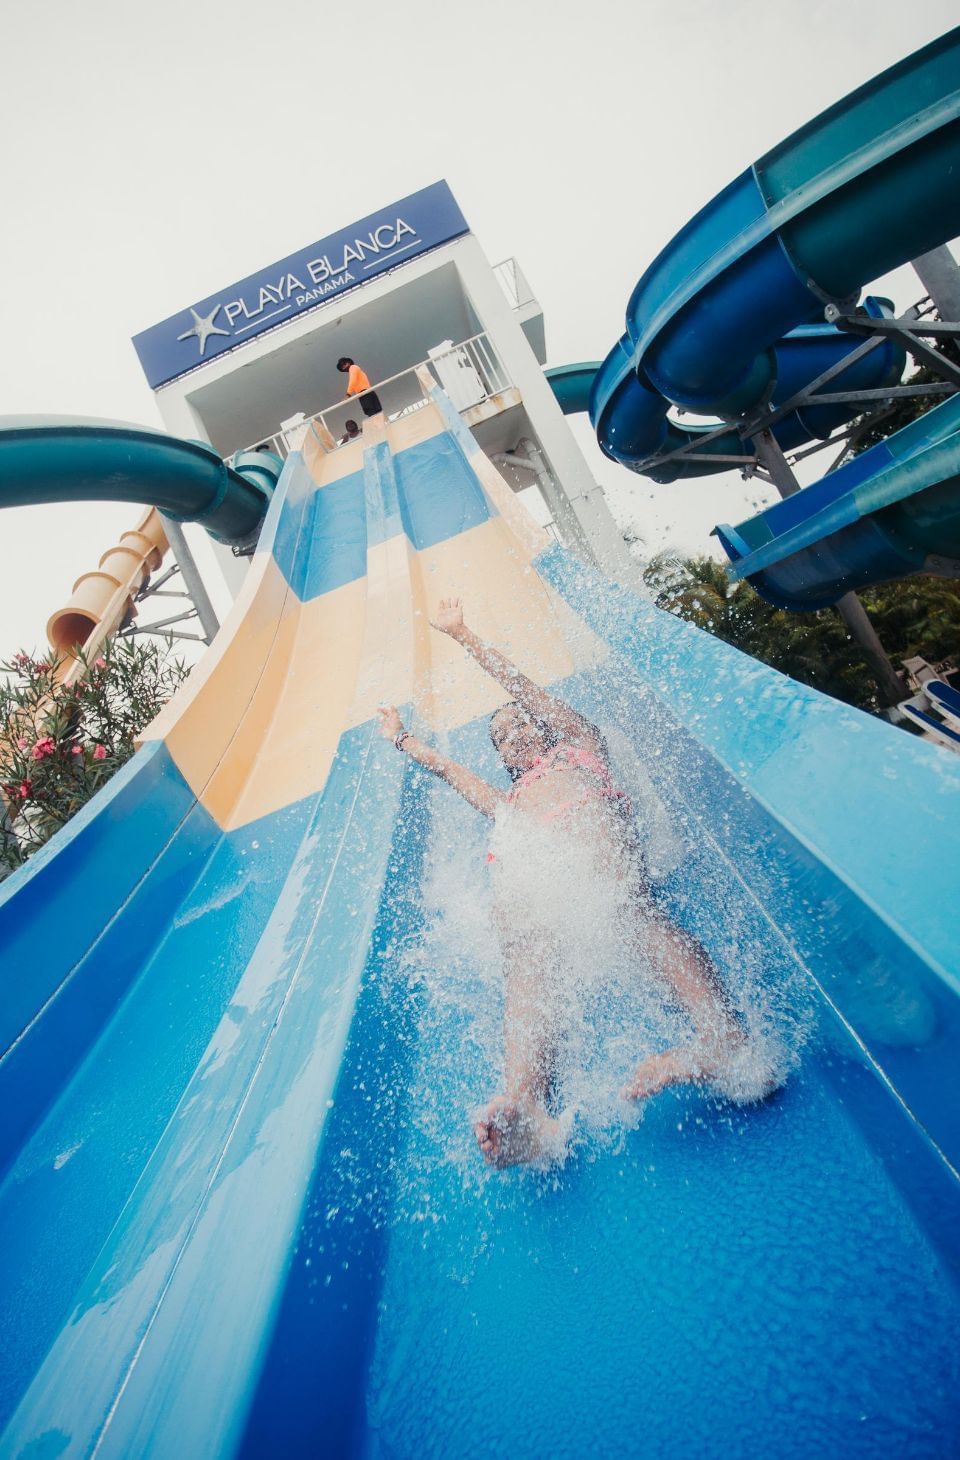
[852,366,955,456]
[0,638,190,878]
[644,554,960,712]
[851,332,958,456]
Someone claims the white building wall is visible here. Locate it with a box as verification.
[144,230,636,591]
[447,235,636,581]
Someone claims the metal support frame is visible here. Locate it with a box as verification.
[158,514,221,643]
[827,306,960,386]
[119,520,221,646]
[639,295,960,480]
[911,245,960,322]
[750,431,908,706]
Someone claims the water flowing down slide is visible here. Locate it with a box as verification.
[2,386,960,1457]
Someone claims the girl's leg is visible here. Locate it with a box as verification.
[475,925,570,1167]
[622,909,745,1101]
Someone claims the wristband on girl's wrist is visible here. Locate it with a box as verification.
[395,730,411,752]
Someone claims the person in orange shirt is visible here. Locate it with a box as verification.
[337,357,382,417]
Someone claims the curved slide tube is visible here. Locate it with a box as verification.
[0,417,280,546]
[553,302,906,483]
[2,384,960,1456]
[544,29,960,603]
[585,28,960,481]
[717,391,960,608]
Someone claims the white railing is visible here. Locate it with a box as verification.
[235,332,513,462]
[493,257,535,311]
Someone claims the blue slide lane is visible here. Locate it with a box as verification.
[271,431,492,601]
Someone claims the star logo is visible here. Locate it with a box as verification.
[177,305,231,356]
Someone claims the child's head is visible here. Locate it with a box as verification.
[489,702,556,779]
[336,357,353,373]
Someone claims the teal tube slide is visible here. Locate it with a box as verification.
[0,417,278,546]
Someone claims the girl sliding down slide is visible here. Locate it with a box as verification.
[379,598,776,1168]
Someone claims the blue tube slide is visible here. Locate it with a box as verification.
[585,28,960,482]
[588,301,905,482]
[543,28,960,602]
[0,417,280,545]
[716,391,960,608]
[1,393,960,1456]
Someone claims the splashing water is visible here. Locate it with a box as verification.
[393,716,811,1180]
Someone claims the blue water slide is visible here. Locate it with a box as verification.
[3,30,960,1458]
[544,27,960,599]
[716,391,960,608]
[584,29,960,483]
[1,393,960,1456]
[585,299,906,483]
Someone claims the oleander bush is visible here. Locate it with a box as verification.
[0,639,189,878]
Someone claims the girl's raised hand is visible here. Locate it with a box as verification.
[431,596,465,638]
[377,705,404,740]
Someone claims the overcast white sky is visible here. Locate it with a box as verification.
[1,0,957,652]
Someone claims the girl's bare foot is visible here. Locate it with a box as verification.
[620,1045,718,1103]
[622,1035,781,1105]
[474,1097,570,1168]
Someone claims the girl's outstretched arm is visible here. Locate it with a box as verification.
[432,597,602,751]
[377,706,506,818]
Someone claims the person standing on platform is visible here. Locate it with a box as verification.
[337,357,382,418]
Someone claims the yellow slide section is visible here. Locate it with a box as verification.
[146,389,605,830]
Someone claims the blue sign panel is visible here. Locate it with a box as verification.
[132,181,469,390]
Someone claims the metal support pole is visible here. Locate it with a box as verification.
[831,592,909,706]
[911,245,960,322]
[158,515,220,645]
[750,432,907,706]
[751,431,800,496]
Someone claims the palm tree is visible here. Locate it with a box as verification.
[644,555,959,712]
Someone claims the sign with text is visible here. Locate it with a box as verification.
[132,181,469,389]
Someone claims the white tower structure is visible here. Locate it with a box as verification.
[133,182,633,591]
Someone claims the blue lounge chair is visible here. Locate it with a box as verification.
[901,702,960,750]
[923,679,960,731]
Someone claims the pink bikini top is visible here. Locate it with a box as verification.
[506,743,631,819]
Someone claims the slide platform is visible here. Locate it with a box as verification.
[2,388,960,1456]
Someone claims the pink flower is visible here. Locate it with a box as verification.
[34,662,51,674]
[31,736,56,761]
[13,653,31,667]
[94,657,107,669]
[71,745,84,756]
[18,780,32,800]
[16,736,28,750]
[92,744,108,761]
